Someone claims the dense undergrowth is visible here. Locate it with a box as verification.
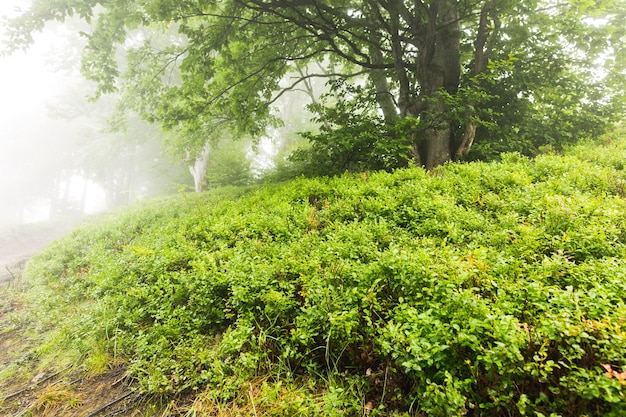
[22,136,626,416]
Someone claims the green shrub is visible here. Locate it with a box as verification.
[24,137,626,415]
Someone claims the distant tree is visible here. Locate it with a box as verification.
[43,35,192,207]
[3,1,625,171]
[206,137,254,189]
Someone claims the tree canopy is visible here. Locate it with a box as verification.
[3,0,625,170]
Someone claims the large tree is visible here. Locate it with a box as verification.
[3,0,624,170]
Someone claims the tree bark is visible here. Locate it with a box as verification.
[455,0,497,159]
[369,44,398,123]
[456,117,477,159]
[417,0,461,169]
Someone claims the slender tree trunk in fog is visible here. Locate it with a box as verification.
[188,142,211,193]
[369,44,398,124]
[79,175,89,214]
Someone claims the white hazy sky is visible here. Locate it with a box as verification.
[1,1,66,130]
[0,1,107,222]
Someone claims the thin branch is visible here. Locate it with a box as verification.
[268,70,369,105]
[241,0,390,70]
[179,11,285,26]
[3,265,17,282]
[0,367,70,402]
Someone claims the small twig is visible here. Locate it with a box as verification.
[13,406,30,417]
[84,391,136,417]
[32,369,64,386]
[110,371,130,388]
[378,364,389,406]
[1,385,34,401]
[4,265,16,281]
[0,367,69,401]
[248,383,258,417]
[69,374,86,385]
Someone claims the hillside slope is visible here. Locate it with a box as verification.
[6,137,626,416]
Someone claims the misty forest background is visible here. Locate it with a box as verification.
[1,0,624,229]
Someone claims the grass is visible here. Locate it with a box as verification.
[29,383,83,414]
[8,133,626,416]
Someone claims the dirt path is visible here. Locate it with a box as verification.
[0,317,141,416]
[0,220,79,286]
[0,223,156,416]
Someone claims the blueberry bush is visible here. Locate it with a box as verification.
[24,137,626,416]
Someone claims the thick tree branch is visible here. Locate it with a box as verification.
[456,0,496,159]
[240,0,391,70]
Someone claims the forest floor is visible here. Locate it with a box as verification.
[0,224,167,417]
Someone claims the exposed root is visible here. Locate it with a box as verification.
[84,391,137,417]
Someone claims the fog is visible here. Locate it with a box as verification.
[0,1,324,271]
[0,2,188,238]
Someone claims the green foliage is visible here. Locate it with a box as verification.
[205,139,254,188]
[286,80,415,177]
[290,118,415,177]
[466,2,626,160]
[469,70,618,160]
[23,137,626,415]
[5,0,624,170]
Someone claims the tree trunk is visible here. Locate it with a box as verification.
[456,117,478,159]
[188,141,211,193]
[417,0,461,169]
[423,110,454,170]
[455,0,498,159]
[369,44,398,123]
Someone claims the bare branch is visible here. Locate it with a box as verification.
[268,70,369,105]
